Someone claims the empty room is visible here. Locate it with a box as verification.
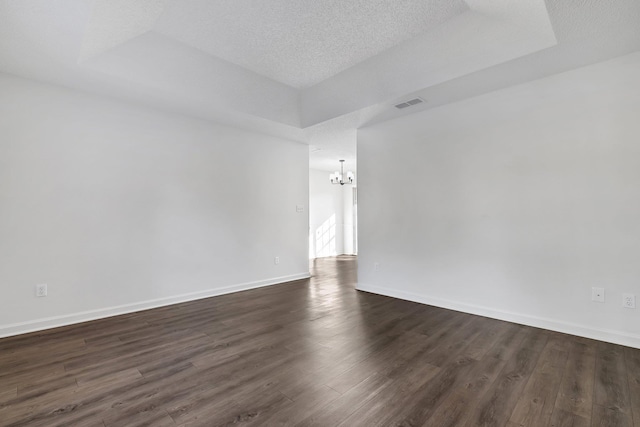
[1,0,640,426]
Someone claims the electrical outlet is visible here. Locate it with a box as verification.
[274,256,280,265]
[374,262,379,272]
[623,293,635,309]
[36,284,47,297]
[591,287,605,303]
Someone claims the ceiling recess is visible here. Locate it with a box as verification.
[394,97,425,109]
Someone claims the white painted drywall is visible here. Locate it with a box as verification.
[343,185,356,255]
[357,52,640,348]
[309,169,344,258]
[0,73,309,337]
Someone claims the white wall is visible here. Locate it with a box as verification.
[343,185,356,255]
[0,73,309,337]
[309,169,344,258]
[357,52,640,348]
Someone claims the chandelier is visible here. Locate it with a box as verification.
[330,160,354,185]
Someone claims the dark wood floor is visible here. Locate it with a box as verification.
[1,256,639,426]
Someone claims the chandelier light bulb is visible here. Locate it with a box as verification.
[329,160,355,185]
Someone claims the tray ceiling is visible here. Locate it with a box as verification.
[1,0,639,170]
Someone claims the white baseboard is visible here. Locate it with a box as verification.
[0,273,311,339]
[357,282,640,349]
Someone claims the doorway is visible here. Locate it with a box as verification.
[308,168,357,259]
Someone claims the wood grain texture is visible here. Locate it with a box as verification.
[0,256,639,426]
[507,334,570,426]
[552,338,596,422]
[548,409,590,427]
[594,341,633,427]
[464,328,549,427]
[625,346,640,427]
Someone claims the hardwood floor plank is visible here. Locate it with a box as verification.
[426,326,519,427]
[165,352,325,425]
[0,386,83,427]
[0,362,67,389]
[172,387,291,426]
[104,410,177,427]
[592,404,633,427]
[595,342,632,418]
[385,354,478,426]
[507,334,571,426]
[547,408,590,427]
[553,338,596,421]
[253,384,340,426]
[463,320,512,361]
[381,315,478,381]
[463,328,549,427]
[484,323,529,362]
[336,360,441,426]
[17,373,78,398]
[297,372,392,427]
[624,346,640,426]
[0,386,18,403]
[324,330,431,394]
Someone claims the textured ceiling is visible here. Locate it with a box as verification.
[1,0,639,171]
[154,0,469,88]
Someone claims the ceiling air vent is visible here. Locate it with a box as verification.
[394,97,424,109]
